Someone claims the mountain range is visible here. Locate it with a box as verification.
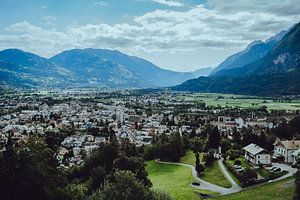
[0,48,200,89]
[1,22,300,96]
[174,22,300,96]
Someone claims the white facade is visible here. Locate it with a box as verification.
[274,140,300,163]
[243,143,271,165]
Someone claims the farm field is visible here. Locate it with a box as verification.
[178,93,300,111]
[146,160,218,200]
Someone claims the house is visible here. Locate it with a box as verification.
[274,139,300,163]
[243,143,271,165]
[291,149,300,165]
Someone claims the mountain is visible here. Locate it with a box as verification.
[49,48,195,88]
[0,48,195,89]
[173,70,300,96]
[0,49,78,88]
[210,29,288,76]
[190,67,213,77]
[173,22,300,96]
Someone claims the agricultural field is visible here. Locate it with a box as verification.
[146,161,218,200]
[178,93,300,111]
[214,178,295,200]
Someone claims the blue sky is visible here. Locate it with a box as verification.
[0,0,299,71]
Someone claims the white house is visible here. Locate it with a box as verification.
[274,139,300,163]
[291,149,300,165]
[243,143,271,165]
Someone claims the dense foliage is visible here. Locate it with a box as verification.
[0,134,170,200]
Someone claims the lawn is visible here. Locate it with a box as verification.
[201,160,232,188]
[214,178,295,200]
[180,150,196,166]
[146,161,218,200]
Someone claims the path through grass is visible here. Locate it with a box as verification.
[146,160,218,200]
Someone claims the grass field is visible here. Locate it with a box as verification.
[214,178,295,200]
[180,150,196,166]
[179,151,232,188]
[179,93,300,111]
[200,160,232,188]
[146,161,218,200]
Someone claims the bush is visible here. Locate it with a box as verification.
[204,153,215,166]
[195,163,205,175]
[143,145,156,161]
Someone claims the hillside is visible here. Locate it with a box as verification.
[0,48,195,89]
[0,49,79,88]
[50,48,195,88]
[211,29,288,76]
[174,22,300,96]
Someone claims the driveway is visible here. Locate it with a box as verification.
[272,162,297,181]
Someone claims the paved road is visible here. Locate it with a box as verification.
[155,159,242,195]
[218,158,242,192]
[272,162,297,181]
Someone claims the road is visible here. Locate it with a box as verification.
[272,162,297,181]
[155,159,242,195]
[154,159,296,196]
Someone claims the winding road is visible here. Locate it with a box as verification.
[155,158,242,195]
[155,158,297,196]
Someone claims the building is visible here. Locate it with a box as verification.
[273,139,300,163]
[243,143,271,165]
[291,149,300,165]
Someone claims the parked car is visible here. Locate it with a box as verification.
[192,182,201,186]
[234,165,242,169]
[271,167,281,172]
[236,168,244,173]
[268,166,277,171]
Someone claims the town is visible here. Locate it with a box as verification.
[0,89,300,199]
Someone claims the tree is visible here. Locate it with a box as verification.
[0,136,66,200]
[195,152,204,175]
[93,170,153,200]
[113,155,151,187]
[190,137,204,153]
[207,126,220,149]
[88,166,106,192]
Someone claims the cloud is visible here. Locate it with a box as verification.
[0,1,299,59]
[93,1,107,7]
[151,0,183,7]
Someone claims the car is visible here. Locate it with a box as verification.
[192,182,201,186]
[271,167,281,172]
[236,168,244,173]
[268,166,277,171]
[234,165,242,169]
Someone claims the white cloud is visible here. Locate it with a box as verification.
[0,0,299,69]
[93,1,107,7]
[151,0,183,7]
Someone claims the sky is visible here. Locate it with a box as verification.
[0,0,299,72]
